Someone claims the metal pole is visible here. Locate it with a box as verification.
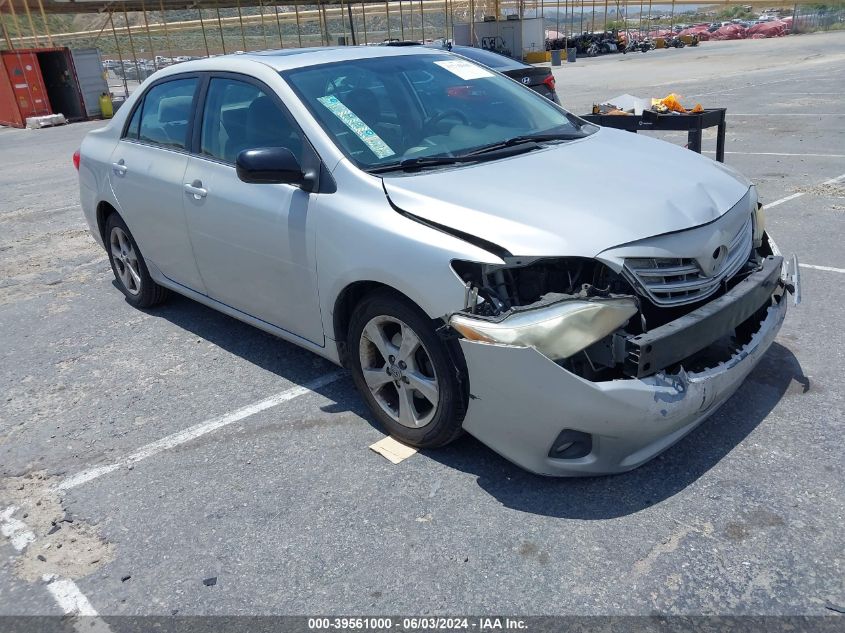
[273,2,284,48]
[638,0,643,36]
[82,13,109,47]
[603,0,608,31]
[7,0,23,44]
[418,0,424,42]
[197,5,210,56]
[469,0,474,44]
[669,0,674,32]
[109,12,129,98]
[161,0,175,60]
[257,0,268,49]
[122,4,143,85]
[541,0,545,37]
[360,2,368,44]
[398,0,405,40]
[578,0,583,34]
[236,0,247,50]
[345,0,356,44]
[622,0,627,35]
[563,0,568,48]
[555,0,560,37]
[36,0,52,46]
[215,4,227,54]
[321,3,330,45]
[384,1,391,40]
[141,1,157,70]
[22,0,40,47]
[317,2,325,45]
[294,3,303,47]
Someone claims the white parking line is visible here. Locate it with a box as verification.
[763,192,804,209]
[688,74,815,98]
[763,173,845,210]
[43,575,100,617]
[2,508,110,630]
[800,263,845,274]
[1,505,36,551]
[57,370,346,491]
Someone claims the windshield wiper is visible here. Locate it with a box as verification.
[368,155,477,174]
[464,132,586,156]
[367,134,578,174]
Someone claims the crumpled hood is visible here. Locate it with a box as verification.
[383,127,750,258]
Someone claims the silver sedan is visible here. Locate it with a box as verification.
[76,46,798,475]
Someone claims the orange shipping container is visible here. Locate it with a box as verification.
[0,51,52,127]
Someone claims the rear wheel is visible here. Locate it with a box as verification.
[105,213,169,309]
[349,290,465,448]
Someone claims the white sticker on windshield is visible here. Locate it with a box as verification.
[434,60,494,80]
[317,95,395,159]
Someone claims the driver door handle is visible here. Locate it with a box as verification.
[184,180,207,199]
[112,161,127,176]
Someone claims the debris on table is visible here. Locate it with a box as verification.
[593,93,704,117]
[651,93,704,114]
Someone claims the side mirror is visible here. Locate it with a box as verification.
[236,147,304,185]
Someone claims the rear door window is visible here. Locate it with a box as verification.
[127,78,198,150]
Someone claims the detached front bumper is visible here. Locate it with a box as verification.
[458,256,792,476]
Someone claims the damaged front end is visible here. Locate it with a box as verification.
[446,213,799,475]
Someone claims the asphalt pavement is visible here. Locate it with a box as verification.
[1,31,843,620]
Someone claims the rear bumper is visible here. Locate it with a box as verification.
[458,258,790,476]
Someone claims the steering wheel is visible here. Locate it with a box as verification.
[423,108,470,133]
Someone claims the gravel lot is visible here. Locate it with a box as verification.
[1,31,844,621]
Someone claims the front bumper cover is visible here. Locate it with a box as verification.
[458,256,791,476]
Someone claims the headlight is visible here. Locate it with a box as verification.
[449,298,638,361]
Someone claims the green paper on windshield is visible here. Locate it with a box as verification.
[318,95,396,159]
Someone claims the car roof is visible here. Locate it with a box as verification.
[162,45,447,74]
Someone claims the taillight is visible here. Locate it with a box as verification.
[543,74,556,91]
[72,149,80,171]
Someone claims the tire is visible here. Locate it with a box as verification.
[104,212,169,309]
[348,289,465,449]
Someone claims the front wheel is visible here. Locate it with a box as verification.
[349,290,465,449]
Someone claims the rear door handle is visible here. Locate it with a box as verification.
[112,160,127,176]
[184,181,207,199]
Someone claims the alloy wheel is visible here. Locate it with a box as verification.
[110,226,142,296]
[358,315,439,428]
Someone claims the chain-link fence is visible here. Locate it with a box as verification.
[791,3,845,33]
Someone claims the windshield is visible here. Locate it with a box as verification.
[282,53,593,172]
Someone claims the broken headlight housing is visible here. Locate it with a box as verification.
[450,298,638,361]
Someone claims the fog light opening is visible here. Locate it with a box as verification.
[549,430,593,459]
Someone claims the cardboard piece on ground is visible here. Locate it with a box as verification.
[369,436,417,464]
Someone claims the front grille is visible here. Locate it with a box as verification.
[624,215,753,307]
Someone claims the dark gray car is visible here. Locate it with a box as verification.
[426,44,560,103]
